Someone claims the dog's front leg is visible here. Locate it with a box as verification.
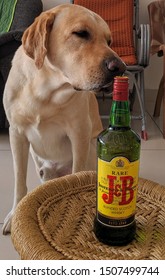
[70,130,92,173]
[2,127,29,235]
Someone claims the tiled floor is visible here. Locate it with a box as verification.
[0,89,165,260]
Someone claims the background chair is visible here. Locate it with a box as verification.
[72,0,150,140]
[148,0,165,139]
[0,0,43,129]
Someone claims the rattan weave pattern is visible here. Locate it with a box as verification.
[11,171,165,260]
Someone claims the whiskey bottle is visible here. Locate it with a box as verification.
[94,76,141,246]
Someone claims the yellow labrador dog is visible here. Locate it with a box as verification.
[2,4,126,234]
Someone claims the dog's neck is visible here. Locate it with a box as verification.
[33,57,77,105]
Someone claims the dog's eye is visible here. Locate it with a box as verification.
[73,30,90,40]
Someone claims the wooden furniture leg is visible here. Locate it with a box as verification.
[163,78,165,138]
[153,75,164,117]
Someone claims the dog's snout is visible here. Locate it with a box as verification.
[106,60,119,72]
[105,58,126,75]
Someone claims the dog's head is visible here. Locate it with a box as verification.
[22,4,126,92]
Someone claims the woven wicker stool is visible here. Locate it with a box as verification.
[11,171,165,260]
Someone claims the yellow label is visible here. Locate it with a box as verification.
[97,157,139,227]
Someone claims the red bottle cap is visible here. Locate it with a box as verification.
[113,76,129,101]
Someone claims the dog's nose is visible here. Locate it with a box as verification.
[105,58,126,75]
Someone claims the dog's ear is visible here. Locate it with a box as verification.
[22,11,55,69]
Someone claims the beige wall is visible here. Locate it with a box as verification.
[42,0,70,10]
[41,0,162,90]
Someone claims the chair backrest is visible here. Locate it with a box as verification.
[10,0,43,32]
[73,0,138,65]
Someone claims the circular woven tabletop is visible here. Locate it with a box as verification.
[11,171,165,260]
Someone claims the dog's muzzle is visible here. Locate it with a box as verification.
[96,57,126,94]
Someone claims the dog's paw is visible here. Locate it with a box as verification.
[2,211,14,235]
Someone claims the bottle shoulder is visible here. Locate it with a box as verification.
[97,127,141,162]
[98,127,141,143]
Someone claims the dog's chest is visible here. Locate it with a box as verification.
[26,120,72,161]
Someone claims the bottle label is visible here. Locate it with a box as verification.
[97,157,139,227]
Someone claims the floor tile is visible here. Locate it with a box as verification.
[140,150,165,186]
[0,151,40,223]
[0,228,20,260]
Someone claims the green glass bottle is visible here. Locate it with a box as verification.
[94,76,141,246]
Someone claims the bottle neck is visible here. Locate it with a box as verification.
[109,76,130,128]
[109,100,130,128]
